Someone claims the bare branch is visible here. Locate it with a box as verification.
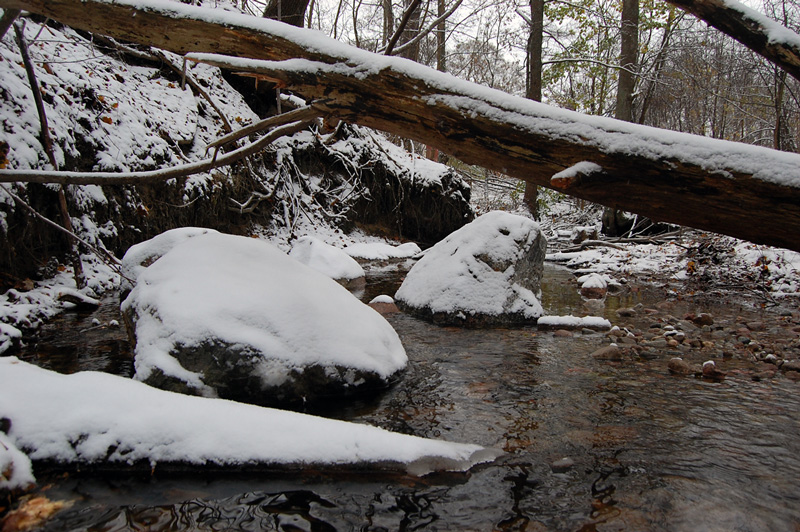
[0,119,318,185]
[203,101,325,151]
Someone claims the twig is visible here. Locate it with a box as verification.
[0,119,317,184]
[560,240,626,252]
[0,184,129,284]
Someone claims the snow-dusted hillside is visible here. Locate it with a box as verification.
[0,13,471,286]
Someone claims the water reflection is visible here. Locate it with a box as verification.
[14,264,800,531]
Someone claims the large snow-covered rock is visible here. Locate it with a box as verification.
[288,235,365,287]
[121,228,407,407]
[0,358,501,476]
[395,211,547,327]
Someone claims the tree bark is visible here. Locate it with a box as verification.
[523,0,544,218]
[666,0,800,82]
[4,0,800,251]
[263,0,310,27]
[615,0,638,122]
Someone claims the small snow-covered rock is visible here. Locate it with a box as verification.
[121,229,407,407]
[289,235,365,286]
[537,315,612,331]
[343,241,422,260]
[0,432,35,492]
[579,273,608,299]
[394,211,546,327]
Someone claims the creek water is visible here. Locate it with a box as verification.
[14,263,800,531]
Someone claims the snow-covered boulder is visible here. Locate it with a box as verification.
[121,228,407,407]
[0,358,501,476]
[289,235,365,288]
[394,211,547,327]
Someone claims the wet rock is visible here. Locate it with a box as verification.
[592,345,624,361]
[781,360,800,373]
[395,211,546,327]
[668,357,699,376]
[553,329,573,337]
[702,360,726,380]
[645,338,668,349]
[692,313,715,326]
[785,370,800,381]
[551,457,575,473]
[616,307,637,317]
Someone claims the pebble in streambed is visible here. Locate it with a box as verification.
[586,304,800,384]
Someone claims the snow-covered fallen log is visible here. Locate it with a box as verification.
[0,357,502,477]
[3,0,800,252]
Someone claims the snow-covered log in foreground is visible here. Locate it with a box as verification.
[0,358,501,477]
[2,0,800,251]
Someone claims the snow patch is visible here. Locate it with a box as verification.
[0,357,500,475]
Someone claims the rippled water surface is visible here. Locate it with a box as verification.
[16,263,800,531]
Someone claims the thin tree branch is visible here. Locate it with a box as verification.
[381,0,464,56]
[0,184,128,281]
[204,101,324,151]
[14,20,85,287]
[0,119,317,184]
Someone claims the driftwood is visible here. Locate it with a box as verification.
[3,0,800,252]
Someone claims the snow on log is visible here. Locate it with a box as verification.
[3,0,800,251]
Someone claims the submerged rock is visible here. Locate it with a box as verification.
[120,228,407,407]
[394,211,546,327]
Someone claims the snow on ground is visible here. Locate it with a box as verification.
[289,235,365,281]
[344,241,422,260]
[121,228,407,392]
[0,357,501,476]
[0,255,118,355]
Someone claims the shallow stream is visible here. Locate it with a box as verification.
[14,263,800,531]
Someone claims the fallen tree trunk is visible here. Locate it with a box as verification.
[3,0,800,252]
[665,0,800,83]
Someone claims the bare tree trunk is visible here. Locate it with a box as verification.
[14,21,84,287]
[436,0,445,72]
[604,0,638,236]
[262,0,310,27]
[0,7,20,38]
[616,0,638,122]
[523,0,544,218]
